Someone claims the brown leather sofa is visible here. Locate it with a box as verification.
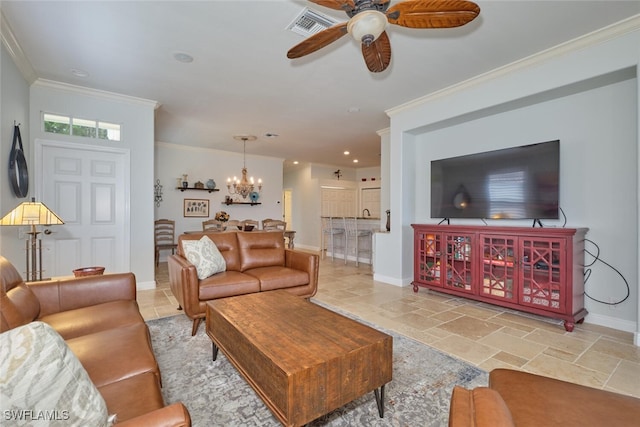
[449,368,640,427]
[168,231,319,335]
[0,255,191,426]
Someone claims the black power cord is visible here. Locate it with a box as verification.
[583,238,630,305]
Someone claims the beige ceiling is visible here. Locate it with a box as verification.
[2,1,639,169]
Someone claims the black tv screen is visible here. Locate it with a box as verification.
[431,140,559,220]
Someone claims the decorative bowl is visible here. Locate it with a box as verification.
[73,266,105,277]
[238,225,255,232]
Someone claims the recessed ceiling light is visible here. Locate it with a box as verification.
[353,159,359,163]
[344,151,350,155]
[173,52,194,63]
[70,68,89,78]
[293,161,299,165]
[347,107,360,113]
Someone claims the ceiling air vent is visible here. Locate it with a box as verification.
[287,8,340,38]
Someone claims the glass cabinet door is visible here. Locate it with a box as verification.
[480,235,517,302]
[442,233,474,293]
[415,231,443,287]
[520,238,565,313]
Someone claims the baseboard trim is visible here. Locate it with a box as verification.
[584,312,638,334]
[137,280,156,291]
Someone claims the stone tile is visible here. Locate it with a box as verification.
[437,316,503,340]
[590,337,640,363]
[525,354,609,389]
[575,348,621,375]
[451,304,502,320]
[429,310,462,323]
[391,312,443,331]
[479,330,546,360]
[478,357,518,373]
[430,335,499,365]
[606,360,640,398]
[524,329,592,356]
[493,351,528,367]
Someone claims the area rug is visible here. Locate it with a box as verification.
[147,303,487,426]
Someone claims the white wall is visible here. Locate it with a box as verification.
[154,142,285,254]
[377,21,640,339]
[29,80,157,288]
[0,43,30,271]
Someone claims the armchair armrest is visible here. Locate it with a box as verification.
[117,403,191,427]
[285,250,319,297]
[167,255,200,319]
[27,273,136,317]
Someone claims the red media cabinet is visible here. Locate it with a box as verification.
[412,224,588,332]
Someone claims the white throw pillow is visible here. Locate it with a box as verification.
[0,321,114,426]
[182,235,226,279]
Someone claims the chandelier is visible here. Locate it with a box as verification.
[227,135,262,200]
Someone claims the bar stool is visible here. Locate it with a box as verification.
[345,217,373,267]
[321,217,346,262]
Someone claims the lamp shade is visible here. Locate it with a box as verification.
[347,10,388,45]
[0,198,64,226]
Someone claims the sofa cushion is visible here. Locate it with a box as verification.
[449,385,515,427]
[0,321,113,426]
[245,266,310,291]
[98,372,165,422]
[66,323,160,388]
[199,271,260,300]
[39,300,144,340]
[237,231,285,271]
[182,235,226,279]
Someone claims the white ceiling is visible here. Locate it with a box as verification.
[2,1,639,169]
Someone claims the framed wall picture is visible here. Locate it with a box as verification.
[183,198,209,217]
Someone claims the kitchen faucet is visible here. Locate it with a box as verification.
[362,209,371,217]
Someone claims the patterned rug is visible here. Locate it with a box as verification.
[147,302,487,427]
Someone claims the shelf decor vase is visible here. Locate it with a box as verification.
[206,179,216,190]
[386,210,391,231]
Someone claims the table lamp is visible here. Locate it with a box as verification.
[0,198,64,281]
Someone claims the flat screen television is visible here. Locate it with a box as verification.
[431,140,559,220]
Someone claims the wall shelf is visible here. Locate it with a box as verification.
[176,187,220,193]
[223,201,261,206]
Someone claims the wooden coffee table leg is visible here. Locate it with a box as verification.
[212,342,219,361]
[374,384,385,418]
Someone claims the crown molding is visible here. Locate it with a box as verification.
[1,10,37,84]
[387,14,640,117]
[32,79,160,109]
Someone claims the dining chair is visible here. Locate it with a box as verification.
[202,219,224,232]
[154,219,178,266]
[241,219,259,231]
[262,219,286,231]
[224,219,242,231]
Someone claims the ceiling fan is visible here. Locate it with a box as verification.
[287,0,480,73]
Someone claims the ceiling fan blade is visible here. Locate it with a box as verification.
[309,0,356,12]
[361,31,391,73]
[287,23,349,59]
[386,0,480,29]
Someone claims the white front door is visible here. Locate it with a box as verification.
[36,139,130,278]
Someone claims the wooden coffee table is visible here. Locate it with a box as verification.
[205,290,392,427]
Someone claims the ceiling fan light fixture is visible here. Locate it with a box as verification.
[347,10,387,46]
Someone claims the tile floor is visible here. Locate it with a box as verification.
[140,256,640,399]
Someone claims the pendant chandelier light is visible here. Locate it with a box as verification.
[227,135,262,200]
